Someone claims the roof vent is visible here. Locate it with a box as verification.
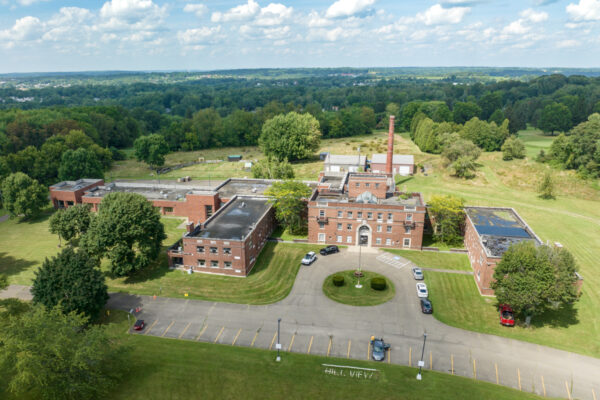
[252,187,257,193]
[163,194,168,199]
[240,202,246,208]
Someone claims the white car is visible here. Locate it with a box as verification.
[412,267,424,280]
[416,282,428,298]
[301,251,317,265]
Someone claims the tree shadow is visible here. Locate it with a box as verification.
[396,176,414,185]
[0,252,38,278]
[527,302,580,329]
[248,242,276,276]
[14,209,53,225]
[108,244,173,285]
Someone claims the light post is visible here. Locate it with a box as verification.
[276,318,282,362]
[355,243,363,288]
[416,333,427,380]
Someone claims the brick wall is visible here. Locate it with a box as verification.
[347,176,388,199]
[370,162,414,175]
[464,215,498,295]
[49,180,104,209]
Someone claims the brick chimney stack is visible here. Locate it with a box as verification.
[386,115,395,175]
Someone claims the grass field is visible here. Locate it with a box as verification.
[322,270,395,306]
[384,249,471,271]
[96,312,544,400]
[270,225,309,241]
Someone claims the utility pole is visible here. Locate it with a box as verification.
[416,333,428,380]
[276,318,282,362]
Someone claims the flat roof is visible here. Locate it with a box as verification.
[324,154,367,165]
[191,197,271,241]
[216,178,274,198]
[371,154,414,164]
[82,180,214,201]
[466,207,541,257]
[50,179,103,191]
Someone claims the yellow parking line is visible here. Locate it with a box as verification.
[592,388,596,400]
[565,381,572,400]
[144,319,158,335]
[269,331,277,350]
[307,336,314,354]
[472,359,477,379]
[451,354,454,375]
[196,324,208,341]
[232,329,242,346]
[178,322,192,339]
[409,347,412,367]
[518,368,522,391]
[387,348,391,364]
[367,341,371,360]
[287,333,295,352]
[541,375,546,397]
[214,326,225,343]
[161,320,175,337]
[495,363,499,384]
[327,337,332,357]
[251,330,259,347]
[347,340,351,359]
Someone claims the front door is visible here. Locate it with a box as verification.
[358,226,370,246]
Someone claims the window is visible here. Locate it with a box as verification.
[210,260,219,268]
[477,269,481,281]
[375,183,380,189]
[387,226,392,233]
[404,226,411,234]
[386,238,391,245]
[337,235,342,243]
[365,183,370,188]
[347,223,352,230]
[377,213,383,221]
[319,209,325,217]
[355,182,360,188]
[196,246,205,253]
[318,233,326,242]
[377,225,382,232]
[367,212,373,219]
[347,236,352,243]
[224,261,232,269]
[337,223,342,230]
[387,213,393,222]
[164,207,174,213]
[210,247,218,254]
[205,205,213,217]
[357,212,362,219]
[406,213,413,221]
[337,210,343,218]
[223,248,231,255]
[67,201,74,206]
[376,238,382,245]
[319,222,325,229]
[403,238,411,247]
[347,211,353,218]
[197,259,206,267]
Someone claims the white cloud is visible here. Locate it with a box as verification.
[556,39,580,48]
[0,16,43,47]
[412,4,470,26]
[307,11,333,27]
[519,8,548,23]
[177,25,222,45]
[183,3,208,18]
[43,7,93,42]
[325,0,375,19]
[566,0,600,21]
[254,3,293,26]
[211,0,260,23]
[502,20,528,35]
[500,8,548,36]
[99,0,167,31]
[307,26,360,42]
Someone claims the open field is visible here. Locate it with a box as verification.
[87,311,545,400]
[384,249,471,271]
[322,270,395,306]
[519,127,555,159]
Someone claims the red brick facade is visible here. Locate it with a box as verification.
[464,216,498,295]
[49,179,104,209]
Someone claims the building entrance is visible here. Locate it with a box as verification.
[358,225,370,246]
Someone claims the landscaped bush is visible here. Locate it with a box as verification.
[371,277,387,291]
[332,275,345,287]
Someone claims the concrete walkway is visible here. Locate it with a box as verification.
[2,249,599,399]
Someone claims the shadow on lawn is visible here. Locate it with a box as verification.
[528,302,580,329]
[248,242,276,276]
[114,247,172,285]
[0,252,38,278]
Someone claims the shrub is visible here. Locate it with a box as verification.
[371,277,387,291]
[332,275,345,287]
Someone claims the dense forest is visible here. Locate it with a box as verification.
[1,70,600,186]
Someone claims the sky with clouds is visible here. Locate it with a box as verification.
[0,0,599,73]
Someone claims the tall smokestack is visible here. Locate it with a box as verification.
[386,115,395,175]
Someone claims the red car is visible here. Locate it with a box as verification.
[499,305,515,326]
[133,319,145,331]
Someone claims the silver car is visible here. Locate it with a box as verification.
[301,251,317,265]
[412,267,424,280]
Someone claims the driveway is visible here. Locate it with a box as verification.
[102,247,600,399]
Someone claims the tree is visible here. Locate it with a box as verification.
[81,192,166,276]
[453,101,482,125]
[442,137,481,164]
[1,172,48,219]
[460,117,509,151]
[538,103,572,135]
[133,133,170,170]
[450,156,478,179]
[49,204,92,245]
[427,195,465,244]
[477,92,503,121]
[259,112,321,161]
[538,171,555,199]
[491,241,579,325]
[251,157,295,179]
[0,305,125,400]
[264,180,312,235]
[58,148,104,181]
[501,136,526,161]
[488,109,505,125]
[32,247,108,319]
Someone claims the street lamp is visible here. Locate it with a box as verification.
[416,333,428,380]
[276,318,282,362]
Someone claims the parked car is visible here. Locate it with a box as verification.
[320,245,339,256]
[416,282,428,298]
[420,298,433,314]
[412,267,424,280]
[301,251,317,265]
[133,319,145,331]
[499,304,515,326]
[370,337,391,361]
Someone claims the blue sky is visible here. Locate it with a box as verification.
[0,0,599,73]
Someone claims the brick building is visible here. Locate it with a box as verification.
[167,196,275,276]
[370,154,415,176]
[323,154,367,173]
[464,206,542,295]
[49,179,104,209]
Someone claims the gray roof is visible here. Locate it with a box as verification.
[50,179,103,191]
[371,154,414,165]
[324,154,367,165]
[216,178,274,198]
[82,180,214,201]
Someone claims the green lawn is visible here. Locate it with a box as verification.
[322,270,395,306]
[384,249,471,271]
[421,233,465,251]
[518,127,555,159]
[270,225,308,241]
[98,312,544,400]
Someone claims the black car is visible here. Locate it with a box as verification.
[420,298,433,314]
[319,245,339,256]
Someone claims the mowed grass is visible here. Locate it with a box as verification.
[384,249,471,271]
[97,313,545,400]
[519,127,555,159]
[322,270,395,306]
[270,225,308,241]
[107,241,320,304]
